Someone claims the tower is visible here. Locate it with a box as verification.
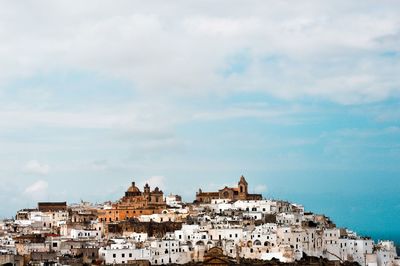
[238,175,248,200]
[144,183,150,194]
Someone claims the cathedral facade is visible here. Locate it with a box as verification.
[195,175,262,203]
[98,181,166,223]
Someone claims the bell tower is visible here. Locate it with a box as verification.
[144,183,150,194]
[238,175,248,200]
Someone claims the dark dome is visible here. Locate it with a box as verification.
[125,181,141,197]
[127,182,140,192]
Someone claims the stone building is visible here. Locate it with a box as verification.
[98,181,166,223]
[195,175,262,203]
[38,202,67,212]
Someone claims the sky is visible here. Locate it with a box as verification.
[0,0,399,245]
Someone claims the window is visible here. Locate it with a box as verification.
[52,243,57,247]
[113,254,116,258]
[122,253,125,258]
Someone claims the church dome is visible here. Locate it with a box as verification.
[125,181,141,197]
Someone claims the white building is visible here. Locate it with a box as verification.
[99,240,150,264]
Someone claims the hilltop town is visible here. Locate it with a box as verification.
[0,176,398,266]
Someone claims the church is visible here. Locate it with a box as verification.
[195,175,262,203]
[98,181,166,223]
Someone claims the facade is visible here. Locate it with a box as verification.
[98,181,166,223]
[196,175,262,203]
[38,202,67,212]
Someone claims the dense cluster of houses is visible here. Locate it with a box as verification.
[0,176,398,265]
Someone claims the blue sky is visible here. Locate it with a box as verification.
[0,0,399,245]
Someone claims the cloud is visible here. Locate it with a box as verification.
[24,180,49,199]
[139,176,166,190]
[90,160,109,171]
[0,1,400,104]
[254,184,268,194]
[23,160,50,175]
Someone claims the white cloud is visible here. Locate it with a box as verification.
[0,1,399,104]
[139,176,166,190]
[24,180,48,199]
[23,160,50,175]
[90,160,109,171]
[254,184,268,194]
